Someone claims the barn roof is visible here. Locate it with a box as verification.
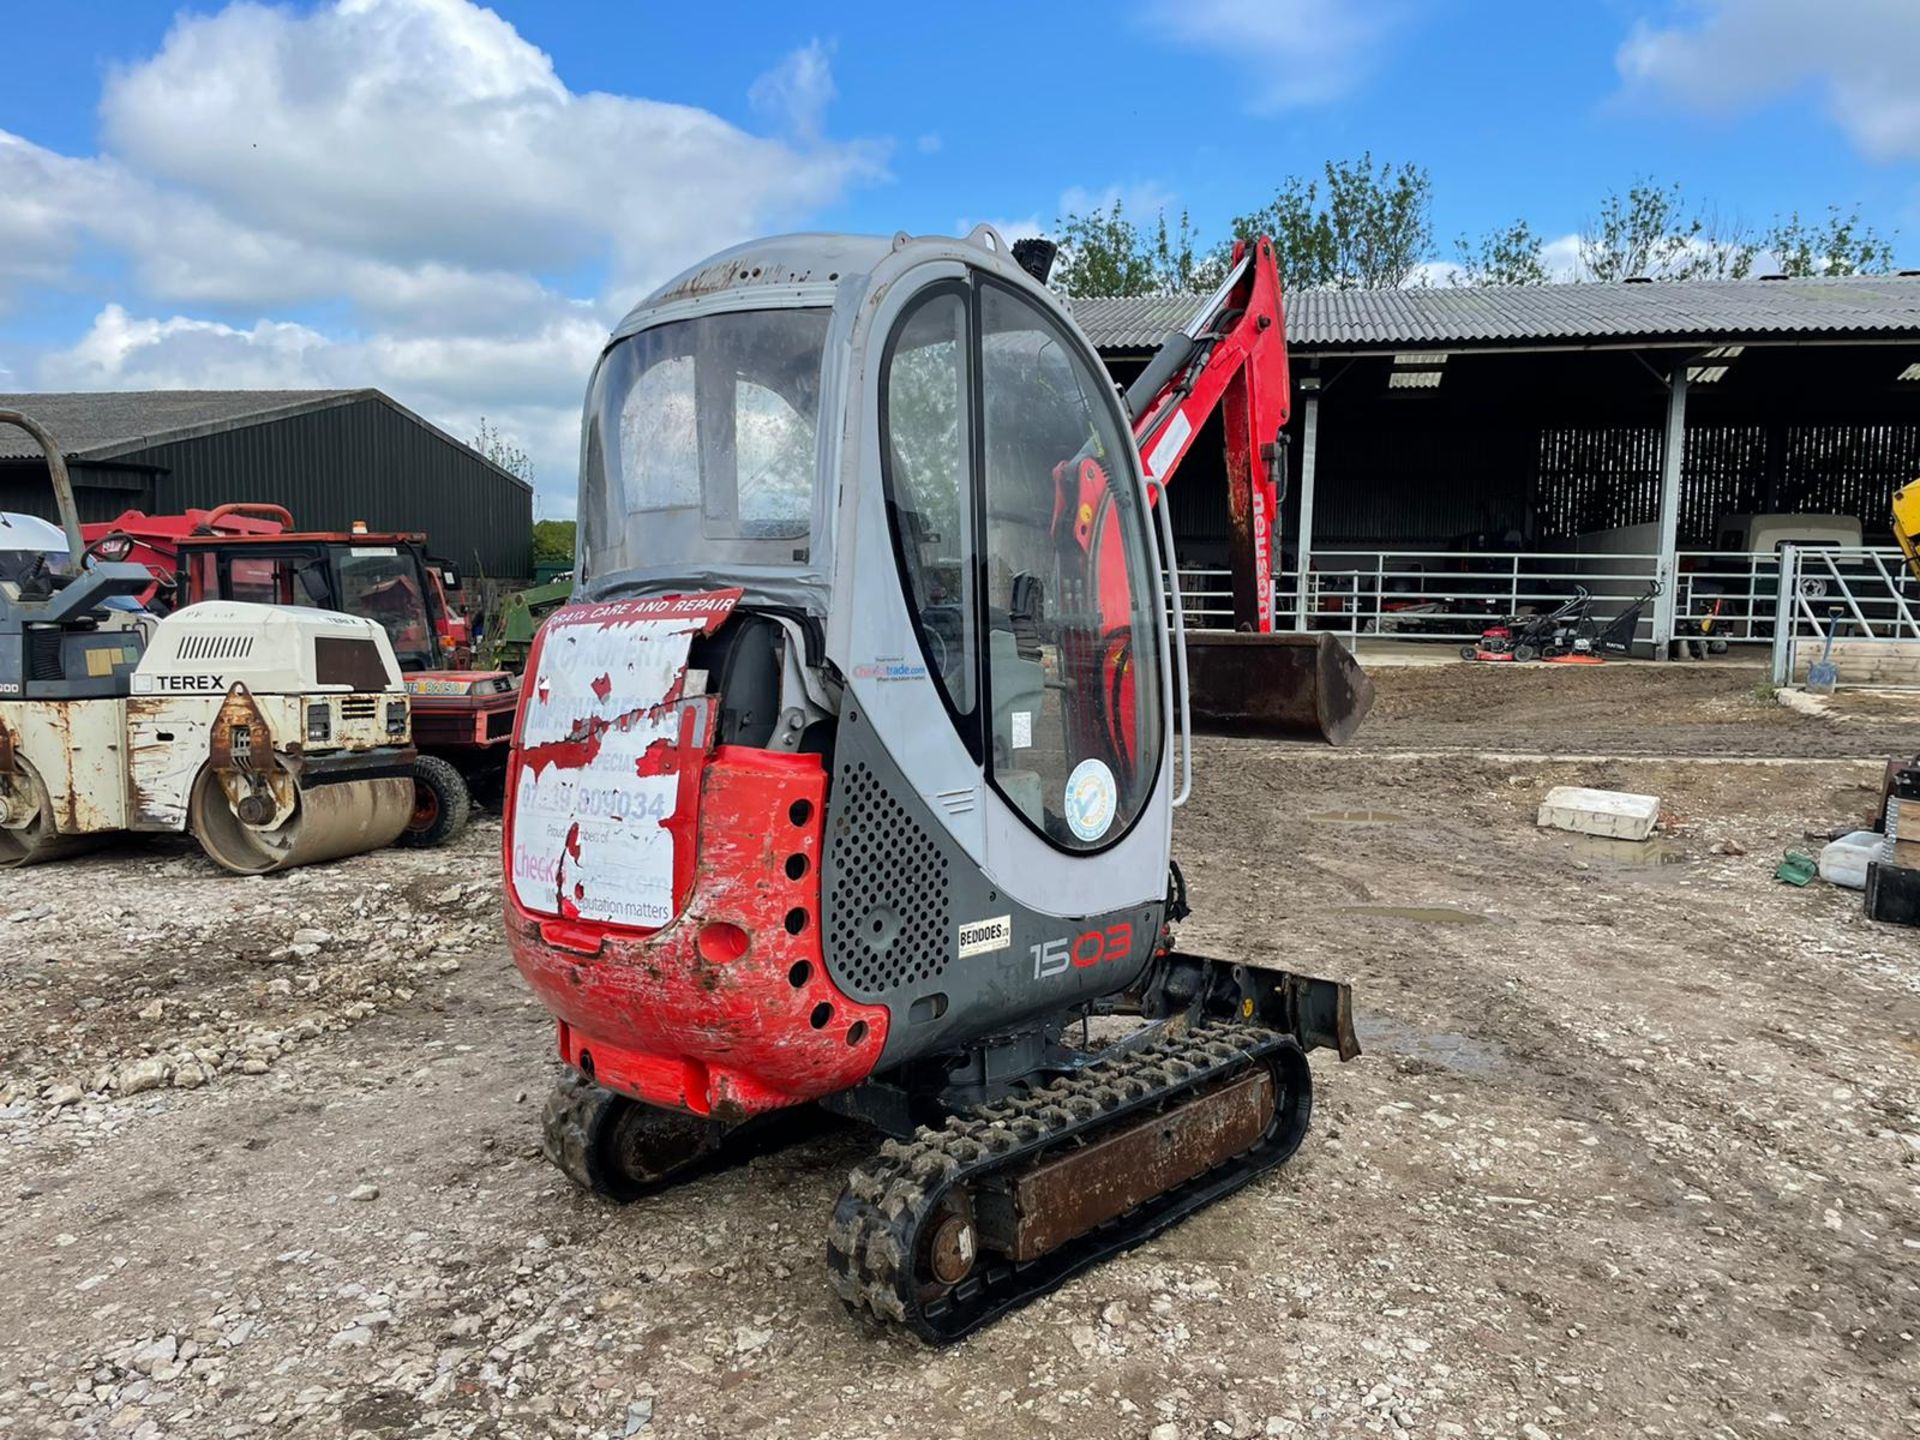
[1073,274,1920,354]
[0,388,530,491]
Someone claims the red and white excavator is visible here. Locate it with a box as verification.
[502,225,1368,1345]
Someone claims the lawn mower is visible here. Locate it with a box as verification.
[1463,586,1595,662]
[1464,581,1660,664]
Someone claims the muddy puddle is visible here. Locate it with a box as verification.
[1334,904,1487,925]
[1568,835,1684,866]
[1357,1014,1505,1075]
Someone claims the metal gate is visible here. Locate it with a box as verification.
[1768,544,1920,687]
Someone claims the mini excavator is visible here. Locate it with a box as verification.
[503,228,1360,1342]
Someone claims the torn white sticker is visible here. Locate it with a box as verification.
[957,915,1012,958]
[1010,710,1032,750]
[1063,757,1118,843]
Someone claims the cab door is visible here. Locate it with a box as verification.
[828,257,1174,1051]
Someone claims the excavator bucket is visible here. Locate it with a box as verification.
[1184,631,1375,745]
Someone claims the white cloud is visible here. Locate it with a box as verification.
[1139,0,1406,110]
[1542,233,1584,282]
[40,307,334,390]
[1057,182,1177,223]
[1619,0,1920,160]
[95,4,882,293]
[956,215,1044,244]
[748,38,838,146]
[38,302,595,517]
[0,0,888,516]
[957,180,1184,253]
[916,132,943,155]
[1409,259,1464,287]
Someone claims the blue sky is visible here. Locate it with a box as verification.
[2,0,1916,515]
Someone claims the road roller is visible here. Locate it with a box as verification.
[0,409,416,873]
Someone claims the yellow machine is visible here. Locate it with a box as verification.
[1894,480,1920,583]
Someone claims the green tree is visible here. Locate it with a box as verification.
[531,519,575,568]
[1691,208,1760,279]
[1451,218,1551,286]
[1765,205,1897,276]
[1576,180,1746,282]
[1148,209,1226,292]
[1228,154,1433,290]
[1052,200,1159,297]
[1052,200,1218,296]
[472,416,533,482]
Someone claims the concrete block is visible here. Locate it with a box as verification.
[1536,786,1661,841]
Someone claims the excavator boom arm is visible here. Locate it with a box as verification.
[1125,237,1291,633]
[1113,237,1374,744]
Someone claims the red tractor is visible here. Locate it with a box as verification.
[82,504,517,844]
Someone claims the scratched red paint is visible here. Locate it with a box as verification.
[505,746,888,1116]
[502,589,881,1117]
[633,738,675,777]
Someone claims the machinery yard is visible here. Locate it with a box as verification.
[9,6,1920,1437]
[1,664,1915,1440]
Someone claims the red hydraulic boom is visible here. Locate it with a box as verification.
[1115,235,1373,743]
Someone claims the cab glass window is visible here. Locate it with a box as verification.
[880,287,977,724]
[583,307,830,578]
[979,281,1163,851]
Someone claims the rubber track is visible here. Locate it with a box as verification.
[825,1021,1309,1343]
[541,1073,613,1194]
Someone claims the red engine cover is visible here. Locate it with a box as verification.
[502,591,887,1119]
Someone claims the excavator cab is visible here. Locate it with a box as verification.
[504,230,1355,1343]
[540,231,1176,1054]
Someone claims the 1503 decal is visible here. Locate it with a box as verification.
[1030,923,1132,980]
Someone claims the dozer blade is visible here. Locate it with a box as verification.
[1185,631,1375,745]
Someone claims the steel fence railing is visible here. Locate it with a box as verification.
[1175,548,1917,662]
[1768,545,1920,687]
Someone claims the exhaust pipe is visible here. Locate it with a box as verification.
[1012,238,1057,285]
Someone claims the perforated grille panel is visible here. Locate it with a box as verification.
[828,760,952,998]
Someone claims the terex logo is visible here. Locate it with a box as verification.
[153,674,226,693]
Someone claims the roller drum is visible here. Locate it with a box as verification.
[0,757,104,867]
[190,768,412,875]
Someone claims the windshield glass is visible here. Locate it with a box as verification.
[0,512,71,587]
[210,544,438,670]
[581,307,829,583]
[337,548,435,668]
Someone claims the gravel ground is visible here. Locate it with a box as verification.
[1,671,1917,1440]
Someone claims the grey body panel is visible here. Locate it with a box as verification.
[824,705,1165,1070]
[1,563,152,700]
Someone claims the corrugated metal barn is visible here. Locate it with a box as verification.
[0,389,534,580]
[1078,275,1920,650]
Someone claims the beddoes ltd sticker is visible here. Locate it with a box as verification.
[957,915,1012,958]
